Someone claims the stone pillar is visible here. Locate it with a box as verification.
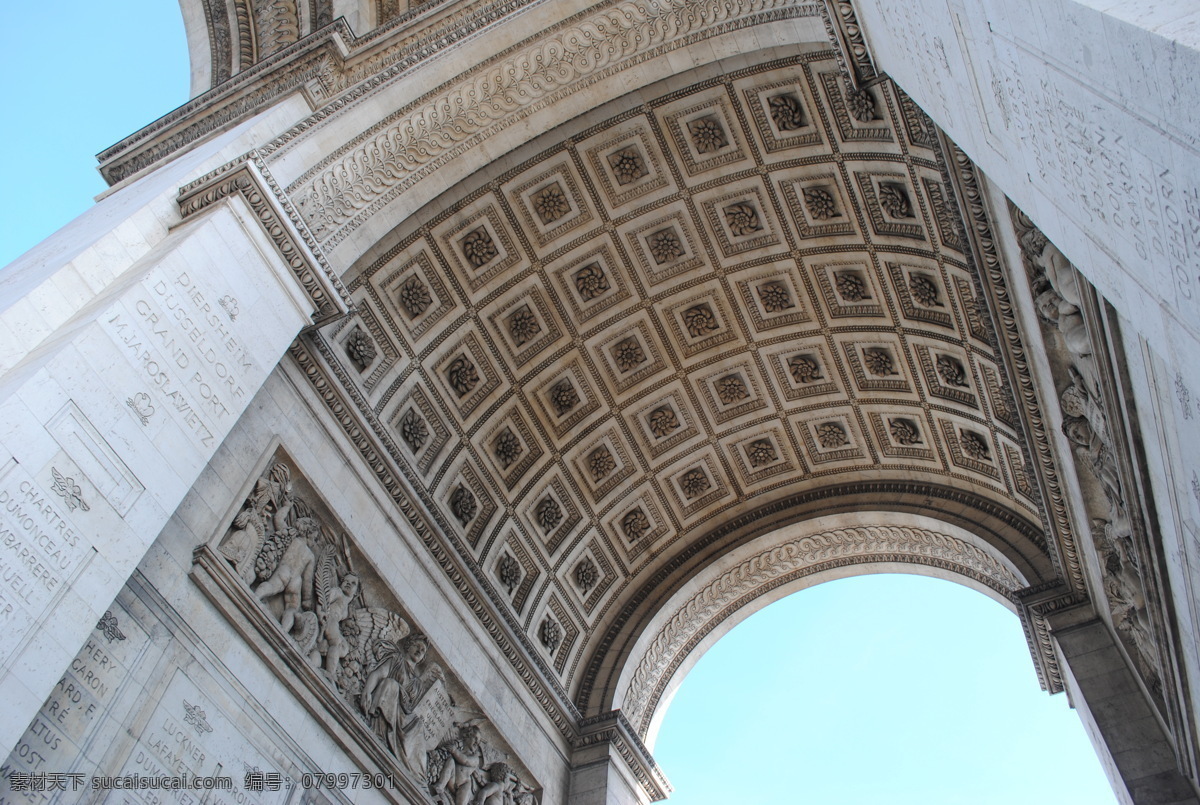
[569,712,670,805]
[0,155,344,756]
[1053,614,1200,804]
[852,0,1200,380]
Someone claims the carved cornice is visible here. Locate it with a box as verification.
[941,139,1085,593]
[176,156,351,324]
[100,34,343,185]
[821,0,877,86]
[100,0,538,185]
[103,0,825,189]
[284,0,823,246]
[620,525,1022,735]
[575,711,672,801]
[1015,582,1090,694]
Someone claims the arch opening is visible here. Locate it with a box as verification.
[604,511,1036,748]
[652,573,1118,803]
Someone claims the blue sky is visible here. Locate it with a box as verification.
[0,5,1117,803]
[655,574,1117,804]
[0,2,190,268]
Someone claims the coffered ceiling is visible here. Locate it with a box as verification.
[300,51,1055,710]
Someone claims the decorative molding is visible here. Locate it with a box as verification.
[290,0,822,245]
[1015,582,1087,694]
[820,0,877,86]
[102,0,535,183]
[101,0,823,189]
[941,140,1082,591]
[574,710,672,802]
[938,138,1086,693]
[177,157,350,324]
[619,525,1022,735]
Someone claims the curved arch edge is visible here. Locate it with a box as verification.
[606,512,1034,744]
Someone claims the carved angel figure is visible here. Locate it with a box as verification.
[1028,240,1100,394]
[343,607,410,703]
[428,723,489,805]
[473,762,536,805]
[255,517,319,634]
[1099,522,1162,695]
[314,547,359,680]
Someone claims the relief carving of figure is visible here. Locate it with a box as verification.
[219,478,271,584]
[1098,520,1162,696]
[1016,215,1165,698]
[473,761,536,805]
[1060,366,1108,445]
[220,462,295,585]
[255,516,318,635]
[1023,229,1100,394]
[216,459,538,800]
[361,633,444,756]
[314,548,359,681]
[428,723,488,805]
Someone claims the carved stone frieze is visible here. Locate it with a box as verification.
[1010,206,1169,704]
[176,159,350,324]
[202,452,541,799]
[821,0,878,86]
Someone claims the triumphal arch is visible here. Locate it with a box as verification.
[1,0,1198,802]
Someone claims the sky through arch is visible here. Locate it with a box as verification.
[653,573,1117,804]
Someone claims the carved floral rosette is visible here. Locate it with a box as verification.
[197,449,539,804]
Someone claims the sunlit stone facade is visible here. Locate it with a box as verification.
[1,1,1198,802]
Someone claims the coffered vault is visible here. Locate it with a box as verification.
[2,1,1199,803]
[297,52,1064,714]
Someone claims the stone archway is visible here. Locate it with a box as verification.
[5,1,1199,804]
[609,511,1027,748]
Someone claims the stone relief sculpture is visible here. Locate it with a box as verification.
[427,723,535,805]
[217,457,538,799]
[1015,209,1163,697]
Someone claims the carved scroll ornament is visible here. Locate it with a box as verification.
[619,524,1021,736]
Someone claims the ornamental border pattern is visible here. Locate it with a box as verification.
[575,479,1048,711]
[575,710,672,801]
[98,0,541,184]
[941,139,1085,596]
[285,0,822,246]
[176,158,351,323]
[820,0,877,87]
[619,525,1021,734]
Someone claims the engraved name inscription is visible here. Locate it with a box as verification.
[104,270,255,448]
